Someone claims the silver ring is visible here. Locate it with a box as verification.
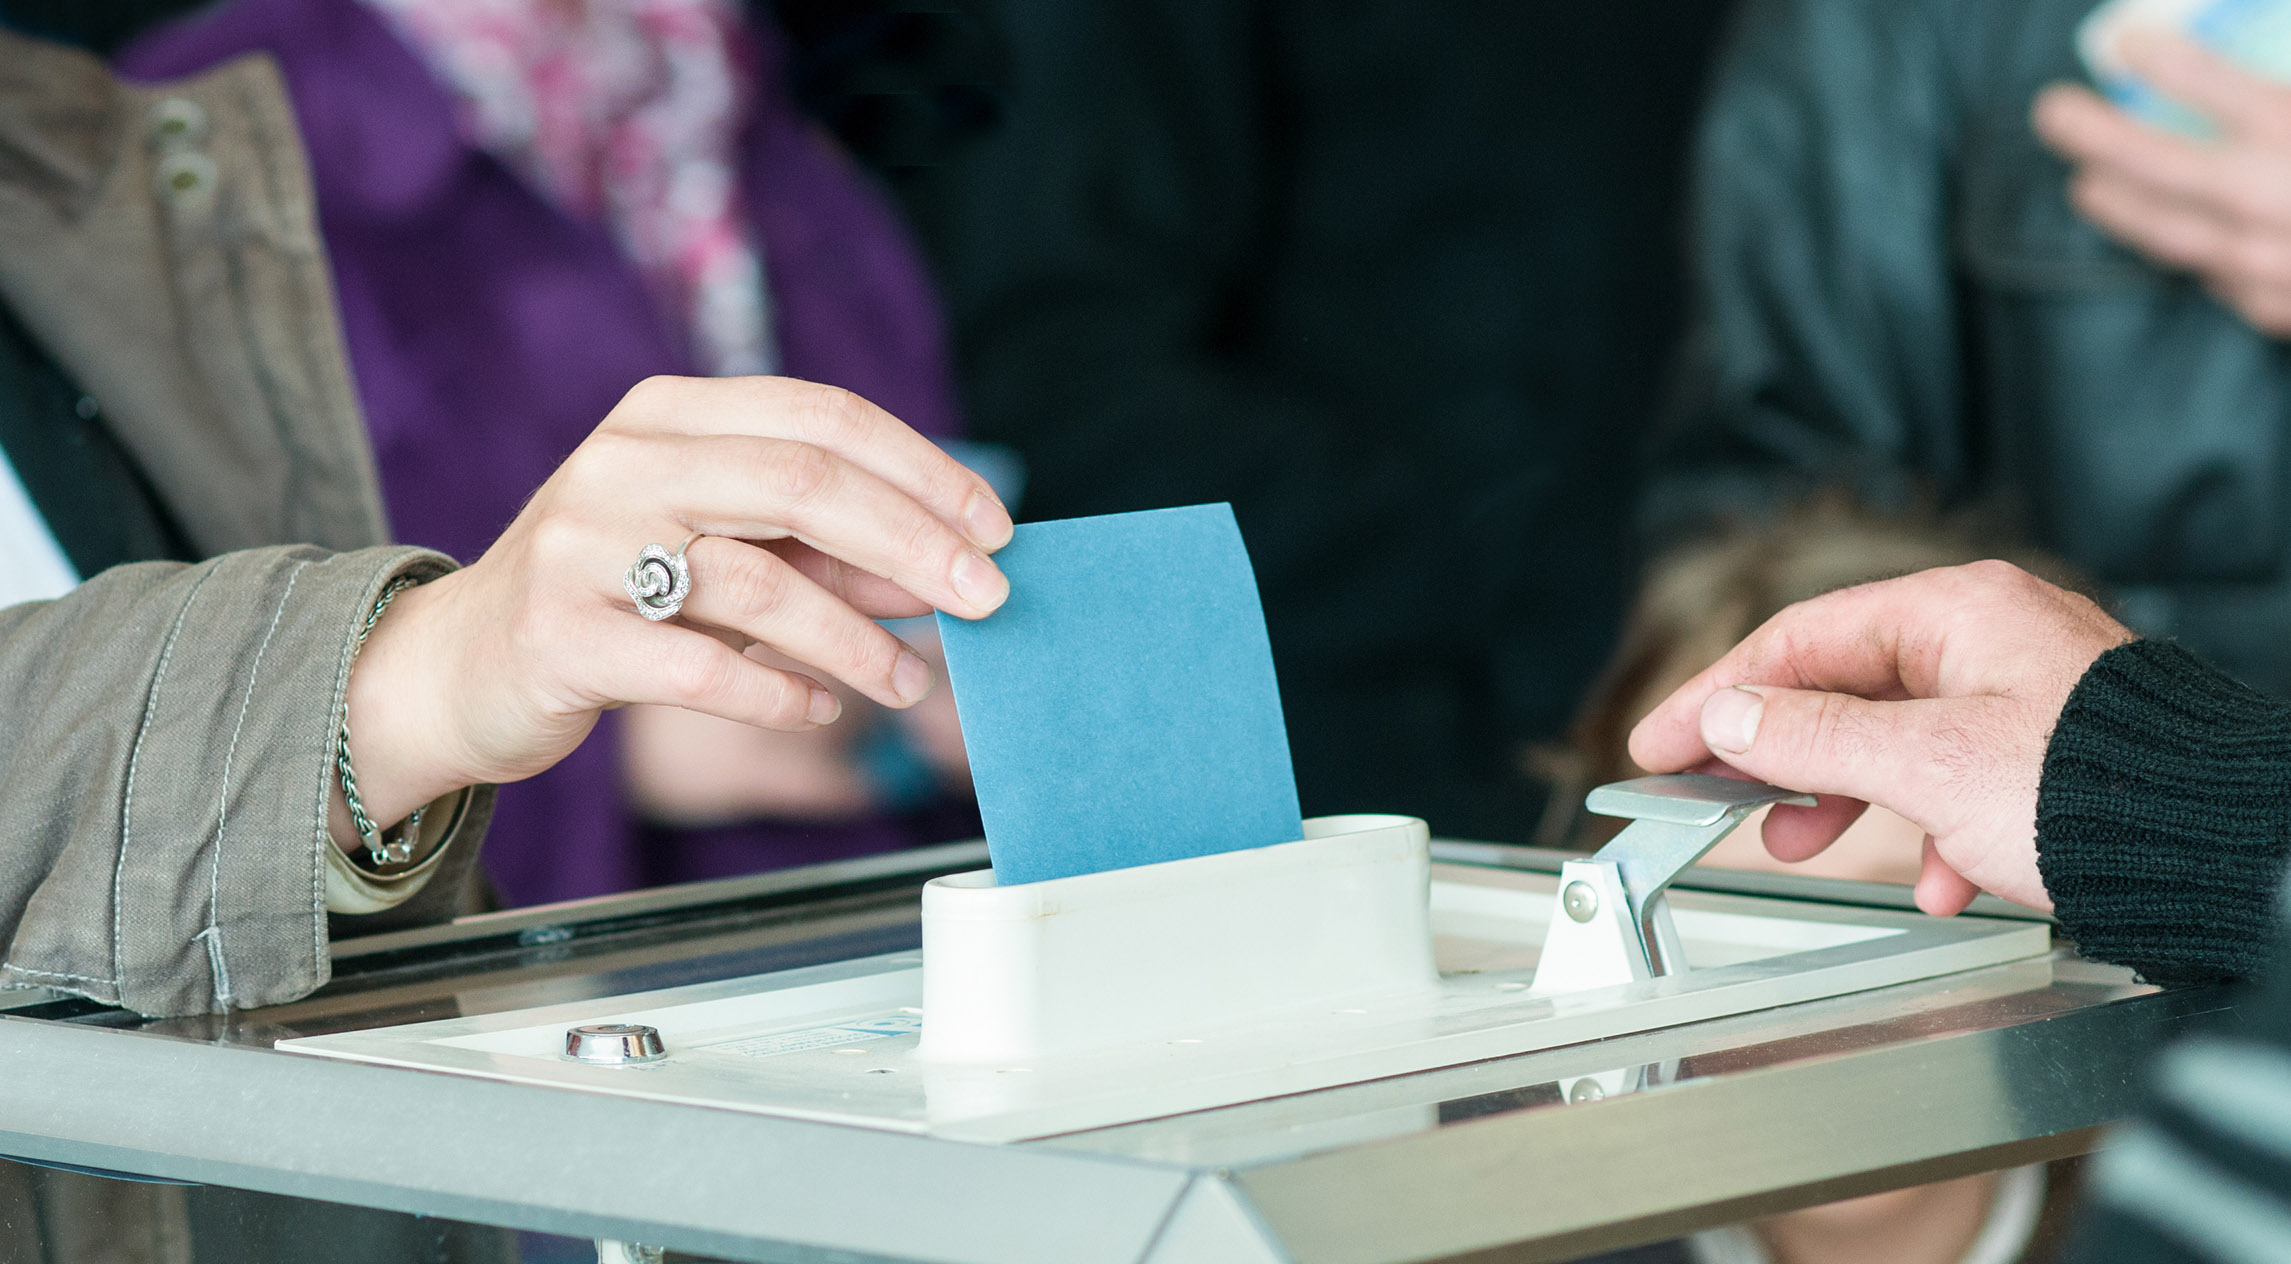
[625,532,701,621]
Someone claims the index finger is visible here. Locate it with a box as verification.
[624,432,1009,620]
[1626,576,1935,775]
[609,376,1015,553]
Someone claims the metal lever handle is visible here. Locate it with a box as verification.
[1528,775,1816,997]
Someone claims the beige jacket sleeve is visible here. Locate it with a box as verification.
[0,545,493,1017]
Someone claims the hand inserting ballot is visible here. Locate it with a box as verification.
[329,375,1013,849]
[1626,562,2133,917]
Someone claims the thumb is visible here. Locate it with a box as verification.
[1697,685,1958,821]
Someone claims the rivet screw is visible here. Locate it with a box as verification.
[1561,881,1599,923]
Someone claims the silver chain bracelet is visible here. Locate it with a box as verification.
[338,575,424,867]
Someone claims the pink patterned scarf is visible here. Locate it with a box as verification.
[362,0,778,376]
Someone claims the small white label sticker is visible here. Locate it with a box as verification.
[705,1014,922,1059]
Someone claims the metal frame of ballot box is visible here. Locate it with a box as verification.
[0,839,2237,1264]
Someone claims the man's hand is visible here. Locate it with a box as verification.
[2035,32,2291,335]
[1627,562,2133,916]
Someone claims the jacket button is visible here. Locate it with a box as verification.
[145,97,208,151]
[154,150,218,204]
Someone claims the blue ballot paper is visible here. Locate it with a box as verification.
[936,503,1305,885]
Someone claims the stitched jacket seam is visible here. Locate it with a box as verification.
[113,563,222,996]
[206,557,306,1008]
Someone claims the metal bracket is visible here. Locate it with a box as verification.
[1528,775,1816,997]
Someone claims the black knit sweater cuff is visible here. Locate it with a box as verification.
[2037,639,2291,984]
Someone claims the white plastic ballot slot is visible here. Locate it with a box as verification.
[918,773,1810,1058]
[916,814,1437,1063]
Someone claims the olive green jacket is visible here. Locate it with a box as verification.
[0,29,492,1020]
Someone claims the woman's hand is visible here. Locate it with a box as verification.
[1627,562,2132,916]
[332,376,1012,844]
[2035,32,2291,335]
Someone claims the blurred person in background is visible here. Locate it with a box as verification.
[1651,0,2291,703]
[892,0,1735,844]
[85,0,986,905]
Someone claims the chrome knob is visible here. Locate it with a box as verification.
[564,1022,666,1065]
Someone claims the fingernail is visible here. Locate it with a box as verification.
[1701,687,1764,755]
[808,687,842,726]
[892,650,934,704]
[950,550,1009,614]
[962,491,1014,550]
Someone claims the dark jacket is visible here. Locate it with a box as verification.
[904,0,1733,840]
[1652,0,2291,695]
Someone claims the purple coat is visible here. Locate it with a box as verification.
[118,0,965,906]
